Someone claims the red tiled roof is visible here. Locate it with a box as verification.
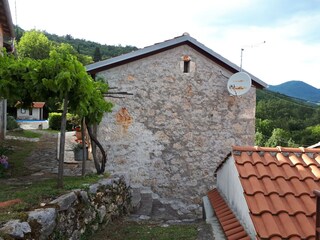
[233,146,320,240]
[32,102,45,108]
[208,189,250,240]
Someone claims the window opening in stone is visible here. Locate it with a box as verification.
[182,55,191,73]
[184,61,190,73]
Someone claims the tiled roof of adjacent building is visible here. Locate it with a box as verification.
[232,146,320,239]
[32,102,45,108]
[208,188,250,240]
[86,33,267,89]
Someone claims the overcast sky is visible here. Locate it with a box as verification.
[8,0,320,88]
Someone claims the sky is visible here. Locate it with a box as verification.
[7,0,320,89]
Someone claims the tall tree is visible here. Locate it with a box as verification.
[93,47,102,62]
[17,30,53,60]
[0,32,113,187]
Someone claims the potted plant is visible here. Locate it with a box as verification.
[74,126,82,140]
[73,143,88,161]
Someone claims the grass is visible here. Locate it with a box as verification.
[1,139,36,177]
[0,137,107,223]
[42,129,60,133]
[0,174,105,222]
[0,174,103,203]
[91,220,199,240]
[6,129,42,138]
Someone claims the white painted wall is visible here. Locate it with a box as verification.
[17,108,42,120]
[216,156,256,239]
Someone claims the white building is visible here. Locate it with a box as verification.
[17,102,45,120]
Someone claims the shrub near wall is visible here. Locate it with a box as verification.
[0,175,131,240]
[48,112,75,131]
[6,116,19,130]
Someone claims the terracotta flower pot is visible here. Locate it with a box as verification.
[75,131,82,140]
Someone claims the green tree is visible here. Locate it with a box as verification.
[38,44,111,184]
[256,118,274,138]
[265,128,296,147]
[17,30,53,60]
[0,34,113,187]
[0,49,38,106]
[93,47,102,62]
[256,89,320,147]
[255,131,266,146]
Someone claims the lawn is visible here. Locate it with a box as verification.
[91,219,199,240]
[6,129,42,138]
[0,135,104,222]
[0,138,36,177]
[0,174,103,222]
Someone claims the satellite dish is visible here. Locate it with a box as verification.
[227,72,252,96]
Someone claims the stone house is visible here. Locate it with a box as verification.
[208,146,320,239]
[86,33,267,216]
[0,0,15,139]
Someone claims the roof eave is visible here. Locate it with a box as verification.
[86,34,267,89]
[1,0,15,37]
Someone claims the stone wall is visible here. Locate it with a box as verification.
[97,45,256,216]
[0,175,131,239]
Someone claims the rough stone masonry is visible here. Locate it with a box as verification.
[96,44,256,217]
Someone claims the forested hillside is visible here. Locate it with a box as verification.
[15,26,138,62]
[256,89,320,147]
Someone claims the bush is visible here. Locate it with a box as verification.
[6,115,19,130]
[48,112,77,131]
[48,112,61,130]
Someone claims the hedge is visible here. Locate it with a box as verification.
[48,112,77,131]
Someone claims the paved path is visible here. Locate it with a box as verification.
[3,130,96,185]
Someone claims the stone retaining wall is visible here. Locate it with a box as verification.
[0,175,131,239]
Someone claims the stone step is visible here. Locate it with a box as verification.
[135,191,153,216]
[131,187,141,213]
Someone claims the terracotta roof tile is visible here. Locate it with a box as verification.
[32,102,45,108]
[207,189,250,240]
[233,146,320,240]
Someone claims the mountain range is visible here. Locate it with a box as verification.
[268,80,320,104]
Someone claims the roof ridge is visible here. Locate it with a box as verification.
[246,191,315,198]
[240,173,318,181]
[250,209,314,216]
[236,160,319,168]
[233,145,320,153]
